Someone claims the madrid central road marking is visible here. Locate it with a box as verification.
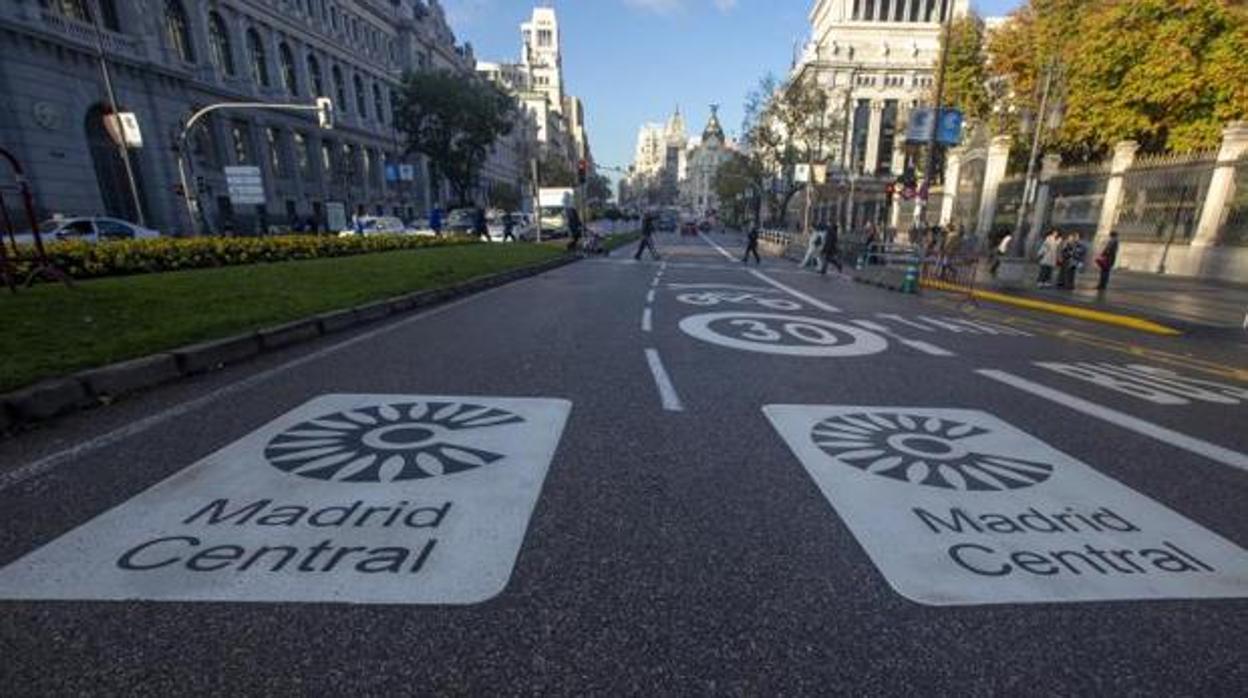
[0,394,572,605]
[765,404,1248,605]
[978,369,1248,473]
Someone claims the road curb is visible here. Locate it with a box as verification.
[0,253,577,433]
[921,279,1183,336]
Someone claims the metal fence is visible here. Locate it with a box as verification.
[1115,152,1216,244]
[1045,164,1109,237]
[1222,155,1248,246]
[992,177,1026,233]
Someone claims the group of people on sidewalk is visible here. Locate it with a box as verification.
[1032,229,1119,291]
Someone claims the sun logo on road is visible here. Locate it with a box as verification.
[264,402,524,482]
[810,412,1054,491]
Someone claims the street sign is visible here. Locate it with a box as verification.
[794,164,810,184]
[399,164,416,182]
[906,108,964,146]
[0,394,572,604]
[385,164,400,183]
[225,166,265,205]
[764,405,1248,606]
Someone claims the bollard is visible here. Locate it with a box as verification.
[901,264,919,294]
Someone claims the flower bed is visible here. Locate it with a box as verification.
[11,234,476,281]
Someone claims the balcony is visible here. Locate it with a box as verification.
[37,9,145,60]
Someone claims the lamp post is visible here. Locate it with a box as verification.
[916,9,955,228]
[87,0,145,227]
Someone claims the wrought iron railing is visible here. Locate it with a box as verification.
[1221,155,1248,246]
[1115,154,1216,244]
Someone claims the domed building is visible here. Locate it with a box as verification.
[681,105,736,220]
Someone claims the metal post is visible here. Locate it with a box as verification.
[841,66,858,234]
[531,157,541,243]
[88,0,145,228]
[917,11,954,227]
[1009,62,1056,258]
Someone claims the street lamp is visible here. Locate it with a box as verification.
[176,98,334,235]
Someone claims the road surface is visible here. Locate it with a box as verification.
[1,232,1245,695]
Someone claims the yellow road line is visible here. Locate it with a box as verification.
[921,279,1183,336]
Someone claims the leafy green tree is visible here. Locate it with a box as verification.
[714,152,766,228]
[934,15,991,123]
[394,70,515,204]
[490,181,521,212]
[539,152,576,187]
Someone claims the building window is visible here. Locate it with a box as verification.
[373,83,385,125]
[164,1,195,62]
[924,0,937,22]
[321,140,335,178]
[294,132,311,179]
[537,29,552,47]
[333,66,347,112]
[863,0,875,21]
[279,43,298,96]
[53,0,121,31]
[894,0,906,21]
[354,74,367,117]
[207,13,234,76]
[361,148,373,187]
[247,29,269,87]
[230,121,252,165]
[852,0,861,20]
[307,54,324,96]
[266,127,286,176]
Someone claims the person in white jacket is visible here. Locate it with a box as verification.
[1036,230,1060,287]
[801,228,825,269]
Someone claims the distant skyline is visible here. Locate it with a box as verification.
[444,1,1024,185]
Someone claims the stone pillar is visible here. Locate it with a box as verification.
[975,135,1012,237]
[863,100,884,176]
[939,146,963,226]
[1028,153,1062,251]
[1095,140,1140,244]
[1192,122,1248,249]
[841,95,857,171]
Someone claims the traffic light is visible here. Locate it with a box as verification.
[577,159,587,185]
[316,97,335,130]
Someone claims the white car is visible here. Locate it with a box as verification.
[337,216,413,237]
[406,218,438,237]
[487,213,537,242]
[24,217,161,244]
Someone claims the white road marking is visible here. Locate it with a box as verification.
[747,270,841,313]
[646,289,656,304]
[851,320,956,357]
[666,283,774,293]
[642,307,653,332]
[0,285,514,495]
[876,313,937,332]
[680,312,888,357]
[765,404,1248,606]
[977,369,1248,472]
[644,349,685,412]
[698,231,738,262]
[650,276,660,288]
[0,394,572,604]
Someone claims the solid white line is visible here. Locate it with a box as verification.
[646,289,656,303]
[977,369,1248,472]
[650,276,660,288]
[0,283,514,494]
[851,320,956,357]
[698,231,737,262]
[747,270,841,313]
[644,348,685,412]
[642,307,653,332]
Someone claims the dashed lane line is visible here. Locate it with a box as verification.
[642,307,653,333]
[747,270,841,314]
[977,369,1248,473]
[645,349,685,412]
[646,289,656,303]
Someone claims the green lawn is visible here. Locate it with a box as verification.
[0,243,564,392]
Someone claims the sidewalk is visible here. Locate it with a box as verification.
[980,264,1248,331]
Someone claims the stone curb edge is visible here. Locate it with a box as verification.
[0,254,578,433]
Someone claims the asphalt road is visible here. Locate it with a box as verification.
[1,231,1245,695]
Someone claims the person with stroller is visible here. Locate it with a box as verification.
[634,213,661,261]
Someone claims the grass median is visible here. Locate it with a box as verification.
[0,243,565,393]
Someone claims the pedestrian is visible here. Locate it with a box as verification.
[502,212,517,242]
[865,222,880,265]
[1095,231,1120,291]
[801,228,824,269]
[990,231,1013,277]
[1056,233,1080,289]
[634,213,660,260]
[566,207,583,252]
[430,206,444,237]
[743,227,761,265]
[473,207,490,242]
[1037,230,1059,287]
[820,224,843,275]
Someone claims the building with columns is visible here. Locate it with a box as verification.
[0,0,479,234]
[622,107,687,208]
[796,0,970,178]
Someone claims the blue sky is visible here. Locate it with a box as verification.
[444,1,1023,182]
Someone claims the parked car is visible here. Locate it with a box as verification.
[336,216,411,237]
[406,218,437,237]
[681,221,698,236]
[444,208,479,235]
[25,216,161,244]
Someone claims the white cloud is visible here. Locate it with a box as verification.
[623,0,737,16]
[713,0,737,11]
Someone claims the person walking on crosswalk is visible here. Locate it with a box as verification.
[743,227,762,265]
[634,213,661,261]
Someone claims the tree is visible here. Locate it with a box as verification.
[491,181,521,212]
[714,152,765,228]
[539,152,576,187]
[986,0,1248,161]
[934,15,991,123]
[586,172,613,214]
[394,69,515,204]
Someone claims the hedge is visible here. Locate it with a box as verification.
[7,234,478,281]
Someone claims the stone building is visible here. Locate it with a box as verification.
[797,0,970,177]
[0,0,475,234]
[624,107,687,208]
[681,106,734,219]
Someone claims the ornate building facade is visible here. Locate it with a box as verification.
[1,0,475,234]
[680,106,734,219]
